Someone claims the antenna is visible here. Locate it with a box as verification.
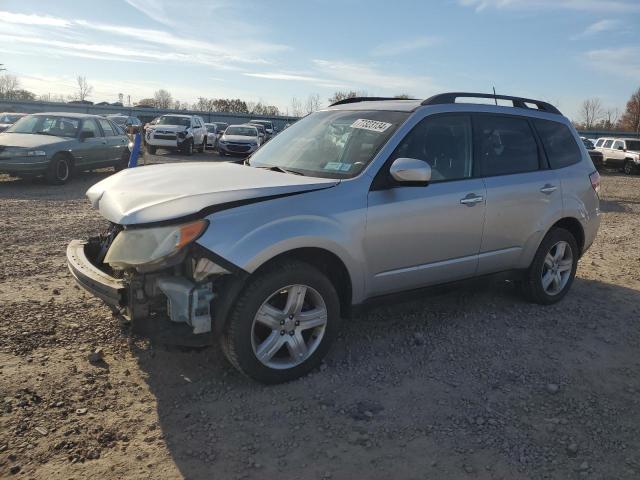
[492,86,498,106]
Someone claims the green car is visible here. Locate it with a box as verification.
[0,112,130,184]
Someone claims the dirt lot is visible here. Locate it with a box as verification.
[1,158,639,479]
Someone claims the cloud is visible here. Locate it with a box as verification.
[312,59,433,93]
[370,36,440,57]
[571,19,621,40]
[0,11,71,27]
[243,72,323,82]
[584,46,640,79]
[458,0,640,13]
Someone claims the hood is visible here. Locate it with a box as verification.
[0,132,72,148]
[222,134,257,143]
[86,162,338,225]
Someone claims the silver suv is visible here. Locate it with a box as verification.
[67,92,601,384]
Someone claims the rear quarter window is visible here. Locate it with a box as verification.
[533,119,582,169]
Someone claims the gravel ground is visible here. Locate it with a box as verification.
[0,158,639,480]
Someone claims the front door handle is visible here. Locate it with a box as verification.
[460,193,484,206]
[540,184,557,194]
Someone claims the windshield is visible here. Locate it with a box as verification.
[0,114,23,123]
[249,110,409,178]
[6,115,80,137]
[157,116,190,127]
[108,116,127,125]
[251,120,272,128]
[626,140,640,151]
[225,126,257,136]
[213,122,228,129]
[205,125,217,133]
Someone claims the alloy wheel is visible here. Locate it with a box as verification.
[541,241,573,296]
[251,284,327,369]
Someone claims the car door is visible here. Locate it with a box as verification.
[365,114,486,297]
[97,118,127,165]
[474,113,563,274]
[193,117,204,144]
[611,140,626,167]
[601,139,614,165]
[74,119,106,168]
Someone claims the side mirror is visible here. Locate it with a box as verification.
[389,157,431,185]
[79,130,94,140]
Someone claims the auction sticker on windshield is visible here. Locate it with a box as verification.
[351,119,392,133]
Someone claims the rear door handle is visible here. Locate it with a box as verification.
[460,193,484,206]
[540,184,557,194]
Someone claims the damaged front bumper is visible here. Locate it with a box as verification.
[66,237,228,336]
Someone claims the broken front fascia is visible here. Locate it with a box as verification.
[102,220,231,335]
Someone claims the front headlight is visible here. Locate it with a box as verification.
[0,148,47,158]
[104,219,208,269]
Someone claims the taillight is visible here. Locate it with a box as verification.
[589,171,601,196]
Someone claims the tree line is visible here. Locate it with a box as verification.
[575,87,640,133]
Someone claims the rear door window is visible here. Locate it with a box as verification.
[474,114,540,176]
[98,118,116,136]
[533,119,581,169]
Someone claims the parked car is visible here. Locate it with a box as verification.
[249,123,266,144]
[204,123,219,149]
[106,114,142,134]
[145,114,207,155]
[0,112,27,132]
[594,137,639,174]
[249,119,274,139]
[67,92,600,383]
[581,137,603,168]
[217,125,261,156]
[0,112,129,184]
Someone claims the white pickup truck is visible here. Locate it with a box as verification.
[594,137,640,174]
[145,114,207,155]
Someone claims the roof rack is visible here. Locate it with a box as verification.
[329,96,412,107]
[421,92,561,114]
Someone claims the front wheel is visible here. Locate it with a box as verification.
[521,228,578,305]
[198,137,206,153]
[45,154,72,185]
[221,260,340,384]
[147,145,157,155]
[183,139,194,156]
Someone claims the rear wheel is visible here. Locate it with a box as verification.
[624,160,635,175]
[113,149,130,172]
[521,228,578,305]
[221,260,340,384]
[45,153,72,185]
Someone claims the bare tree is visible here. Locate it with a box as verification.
[0,74,20,98]
[305,93,321,114]
[76,76,93,101]
[290,97,304,117]
[619,87,640,134]
[579,98,603,130]
[394,93,412,99]
[153,89,173,109]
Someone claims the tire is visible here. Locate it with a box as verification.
[198,137,206,153]
[521,228,579,305]
[183,139,194,156]
[221,260,341,384]
[45,153,72,185]
[624,160,635,175]
[147,145,157,155]
[113,149,130,172]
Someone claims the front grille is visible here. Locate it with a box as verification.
[154,134,176,140]
[226,143,251,152]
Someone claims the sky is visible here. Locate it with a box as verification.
[0,0,639,120]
